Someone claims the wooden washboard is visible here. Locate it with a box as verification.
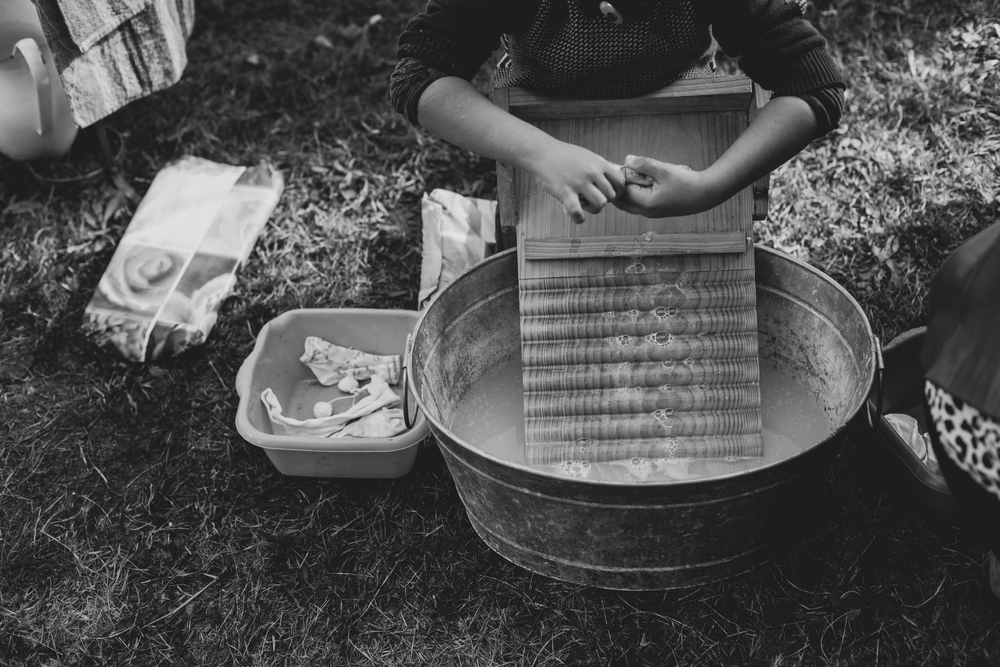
[492,76,770,466]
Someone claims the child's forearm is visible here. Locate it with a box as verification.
[700,95,821,206]
[417,76,553,172]
[417,76,624,223]
[618,95,822,218]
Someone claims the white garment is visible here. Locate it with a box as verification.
[261,374,402,438]
[299,336,401,386]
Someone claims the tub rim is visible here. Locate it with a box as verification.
[408,245,876,487]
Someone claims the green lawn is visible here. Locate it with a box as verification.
[1,0,999,664]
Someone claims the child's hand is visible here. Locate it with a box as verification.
[613,155,721,218]
[529,142,625,224]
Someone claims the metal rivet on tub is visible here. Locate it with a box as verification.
[599,1,624,24]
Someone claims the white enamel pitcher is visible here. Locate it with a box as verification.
[0,0,77,161]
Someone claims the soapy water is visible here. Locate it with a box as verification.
[448,358,833,483]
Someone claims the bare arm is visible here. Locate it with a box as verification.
[615,95,821,218]
[417,76,624,224]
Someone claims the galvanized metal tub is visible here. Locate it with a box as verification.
[407,247,877,590]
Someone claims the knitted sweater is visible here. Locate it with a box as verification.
[390,0,846,134]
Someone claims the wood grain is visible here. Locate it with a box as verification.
[748,83,773,222]
[520,307,758,340]
[522,358,761,391]
[521,332,759,365]
[490,87,519,233]
[499,77,765,467]
[518,281,757,314]
[526,434,764,463]
[526,410,762,440]
[507,76,753,119]
[519,267,756,289]
[524,384,763,417]
[522,231,747,259]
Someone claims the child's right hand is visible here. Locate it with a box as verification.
[528,141,625,224]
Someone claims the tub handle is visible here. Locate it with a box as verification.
[403,333,416,430]
[866,335,884,429]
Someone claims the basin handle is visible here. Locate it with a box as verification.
[13,38,54,137]
[403,333,415,430]
[865,335,885,429]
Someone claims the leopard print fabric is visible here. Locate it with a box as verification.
[925,380,1000,503]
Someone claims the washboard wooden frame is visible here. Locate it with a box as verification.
[492,75,771,466]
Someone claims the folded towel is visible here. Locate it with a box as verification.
[53,0,148,52]
[332,409,406,439]
[33,0,195,127]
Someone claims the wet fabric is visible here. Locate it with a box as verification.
[299,336,402,386]
[261,375,403,439]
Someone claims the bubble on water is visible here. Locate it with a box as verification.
[660,384,674,392]
[605,267,621,276]
[696,382,707,392]
[653,409,675,435]
[609,457,652,481]
[626,260,646,274]
[557,460,592,479]
[646,331,673,346]
[724,456,738,463]
[625,309,640,322]
[603,311,618,320]
[684,357,695,366]
[607,334,633,348]
[654,306,679,319]
[676,273,691,288]
[662,358,676,369]
[662,437,679,458]
[654,457,682,471]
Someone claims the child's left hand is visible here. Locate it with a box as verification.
[613,155,722,218]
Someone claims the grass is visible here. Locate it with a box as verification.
[1,0,999,664]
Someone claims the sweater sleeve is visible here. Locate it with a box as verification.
[390,0,533,125]
[701,0,846,135]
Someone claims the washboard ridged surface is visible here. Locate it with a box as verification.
[494,77,765,469]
